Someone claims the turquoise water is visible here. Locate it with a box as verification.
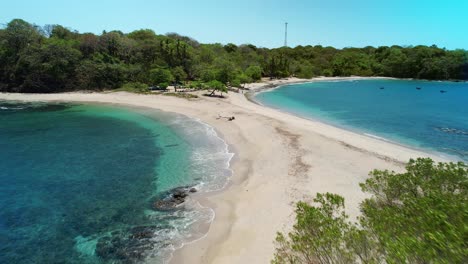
[255,79,468,160]
[0,102,232,263]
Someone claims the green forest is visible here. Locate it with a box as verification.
[0,19,467,93]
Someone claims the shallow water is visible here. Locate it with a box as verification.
[0,102,232,263]
[255,79,468,161]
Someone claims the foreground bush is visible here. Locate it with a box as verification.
[273,158,468,264]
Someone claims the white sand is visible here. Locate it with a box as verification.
[0,77,448,264]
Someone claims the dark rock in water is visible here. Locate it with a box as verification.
[130,226,156,239]
[173,189,188,199]
[96,225,158,263]
[189,187,197,193]
[152,186,194,211]
[153,199,183,211]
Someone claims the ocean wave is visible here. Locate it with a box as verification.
[0,106,25,110]
[138,113,233,263]
[434,127,468,136]
[168,115,234,193]
[364,133,391,142]
[151,199,215,263]
[441,148,468,159]
[74,198,215,264]
[1,101,65,112]
[65,107,234,264]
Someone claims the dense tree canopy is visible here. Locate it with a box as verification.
[0,19,467,93]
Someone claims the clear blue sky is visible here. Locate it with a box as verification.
[1,0,467,49]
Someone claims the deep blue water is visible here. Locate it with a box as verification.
[0,102,232,263]
[255,79,468,160]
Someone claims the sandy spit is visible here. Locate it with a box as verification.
[0,77,446,264]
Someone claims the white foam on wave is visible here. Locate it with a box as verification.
[66,107,235,264]
[364,133,390,142]
[148,199,216,264]
[167,115,234,192]
[143,114,234,264]
[0,105,26,110]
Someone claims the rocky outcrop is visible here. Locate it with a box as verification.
[95,186,200,263]
[152,186,197,211]
[95,226,158,263]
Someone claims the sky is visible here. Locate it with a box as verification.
[1,0,467,50]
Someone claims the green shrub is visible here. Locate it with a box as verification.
[189,80,205,90]
[205,80,227,96]
[231,78,241,88]
[158,82,169,89]
[273,193,356,264]
[273,158,468,264]
[162,92,198,99]
[245,65,262,81]
[117,82,148,93]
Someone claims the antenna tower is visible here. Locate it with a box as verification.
[284,22,288,47]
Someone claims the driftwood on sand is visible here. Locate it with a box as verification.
[217,114,236,121]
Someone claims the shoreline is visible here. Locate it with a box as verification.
[0,77,449,264]
[244,76,396,105]
[247,78,463,163]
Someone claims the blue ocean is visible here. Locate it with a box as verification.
[0,102,232,263]
[255,79,468,160]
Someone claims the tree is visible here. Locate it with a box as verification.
[214,59,239,84]
[267,53,290,78]
[188,80,205,90]
[18,39,82,92]
[200,68,218,82]
[75,59,128,90]
[99,31,124,57]
[232,73,251,90]
[230,78,241,88]
[245,65,262,81]
[3,19,43,55]
[381,47,408,77]
[171,66,187,84]
[78,33,99,57]
[171,66,187,92]
[149,68,174,86]
[127,29,159,67]
[50,25,76,40]
[206,80,227,96]
[273,158,467,264]
[296,61,317,79]
[331,50,373,76]
[224,43,238,53]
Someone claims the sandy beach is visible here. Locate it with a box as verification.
[0,77,447,264]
